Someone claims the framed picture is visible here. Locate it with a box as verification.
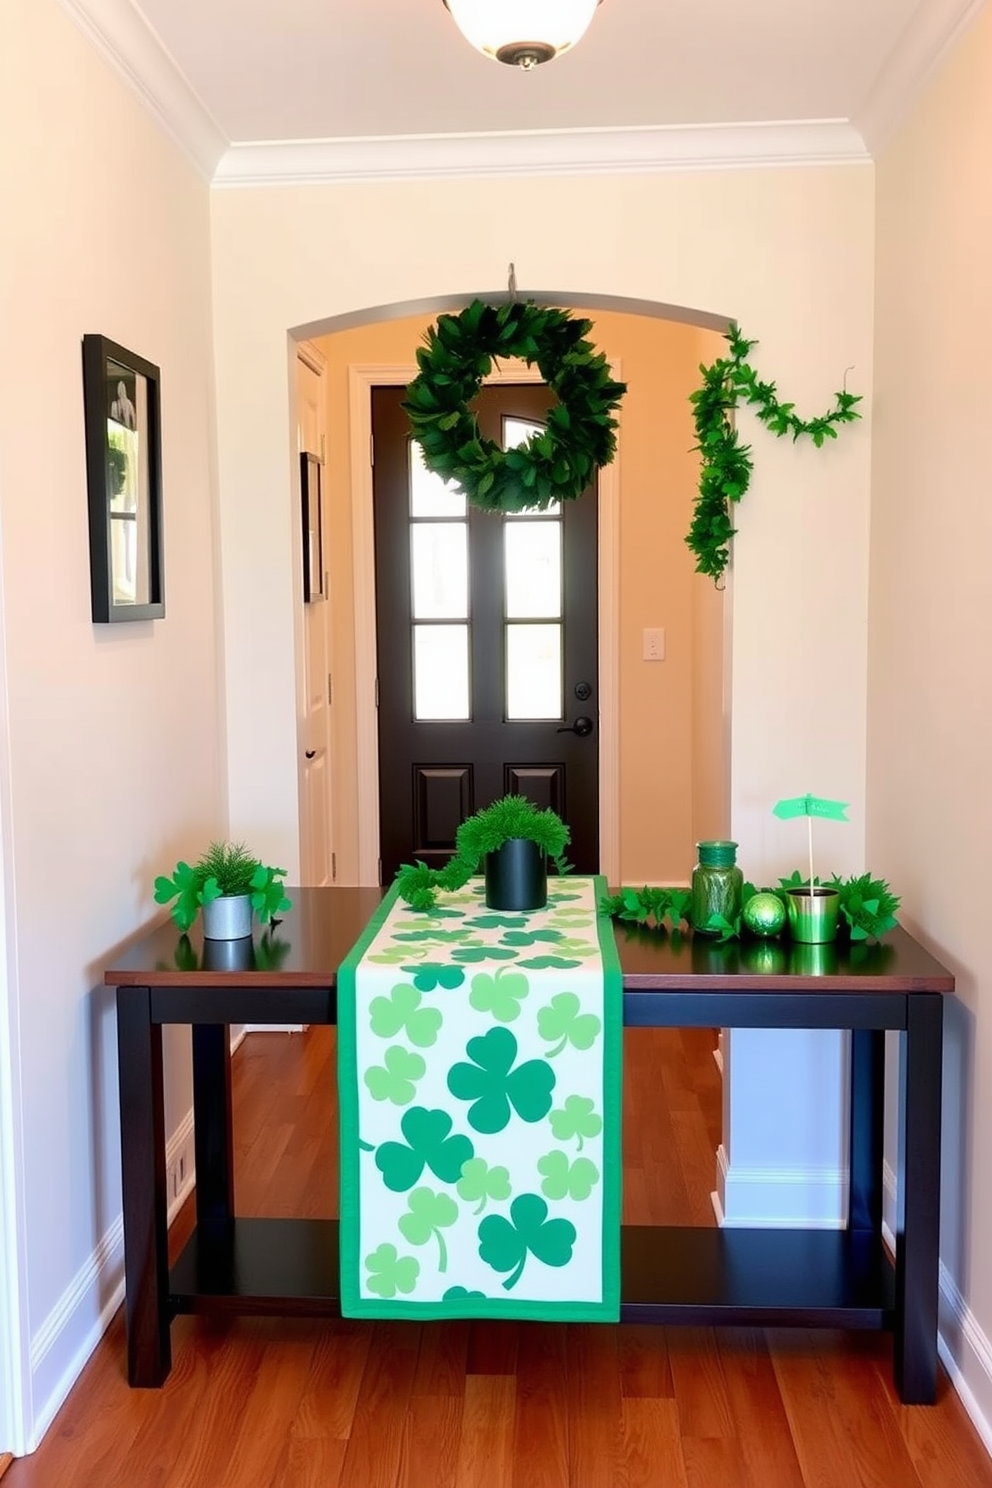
[300,452,325,602]
[82,335,164,622]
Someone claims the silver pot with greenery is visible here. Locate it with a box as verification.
[154,841,291,940]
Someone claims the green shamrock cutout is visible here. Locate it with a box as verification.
[549,1094,603,1151]
[369,983,443,1047]
[447,1026,556,1133]
[398,1187,459,1272]
[369,944,427,965]
[478,1193,576,1290]
[409,965,466,992]
[500,928,565,947]
[537,992,602,1056]
[392,928,472,943]
[375,1106,475,1192]
[397,908,465,924]
[363,1045,426,1105]
[469,968,530,1023]
[457,1156,512,1214]
[537,1150,600,1201]
[365,1242,420,1299]
[547,891,581,902]
[518,955,581,971]
[443,1285,486,1300]
[543,937,597,958]
[463,914,528,930]
[451,946,518,963]
[548,909,595,926]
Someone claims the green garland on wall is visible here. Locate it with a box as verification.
[687,324,862,583]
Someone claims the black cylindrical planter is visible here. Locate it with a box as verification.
[484,838,548,911]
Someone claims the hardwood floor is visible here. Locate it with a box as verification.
[7,1027,992,1487]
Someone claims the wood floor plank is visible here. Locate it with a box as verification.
[454,1376,517,1488]
[396,1394,464,1488]
[411,1320,470,1396]
[618,1323,674,1400]
[667,1327,735,1440]
[291,1319,374,1440]
[337,1322,422,1488]
[567,1325,623,1485]
[511,1324,569,1488]
[714,1329,806,1488]
[620,1398,690,1488]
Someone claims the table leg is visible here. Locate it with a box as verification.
[895,992,943,1404]
[849,1028,884,1232]
[116,986,171,1386]
[192,1025,235,1228]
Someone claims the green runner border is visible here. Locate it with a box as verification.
[337,875,622,1321]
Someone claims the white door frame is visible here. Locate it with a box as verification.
[348,360,620,888]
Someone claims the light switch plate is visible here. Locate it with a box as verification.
[643,627,665,661]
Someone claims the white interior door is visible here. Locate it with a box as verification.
[297,345,334,886]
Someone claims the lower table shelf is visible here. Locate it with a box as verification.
[170,1219,896,1330]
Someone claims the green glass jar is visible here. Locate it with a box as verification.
[690,840,743,934]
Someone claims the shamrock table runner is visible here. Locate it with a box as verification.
[337,876,622,1320]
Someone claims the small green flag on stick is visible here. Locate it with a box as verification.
[772,794,849,890]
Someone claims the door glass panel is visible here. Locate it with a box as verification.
[414,625,470,720]
[410,440,465,517]
[504,520,561,618]
[411,524,468,618]
[506,623,561,720]
[503,417,560,515]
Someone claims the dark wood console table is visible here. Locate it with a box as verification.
[107,888,952,1402]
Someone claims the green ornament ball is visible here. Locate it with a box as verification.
[742,892,787,938]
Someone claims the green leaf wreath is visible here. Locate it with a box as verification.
[402,300,626,514]
[687,324,862,583]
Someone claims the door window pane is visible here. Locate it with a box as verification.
[504,520,561,618]
[412,524,468,618]
[410,440,465,517]
[414,625,470,720]
[506,623,561,720]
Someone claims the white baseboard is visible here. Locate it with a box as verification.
[25,1109,195,1453]
[716,1143,847,1228]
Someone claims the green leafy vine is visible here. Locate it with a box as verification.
[687,324,862,583]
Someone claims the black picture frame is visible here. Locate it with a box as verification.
[300,452,325,602]
[82,335,164,623]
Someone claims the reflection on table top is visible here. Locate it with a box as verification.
[104,887,954,995]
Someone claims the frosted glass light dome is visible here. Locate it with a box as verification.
[443,0,602,68]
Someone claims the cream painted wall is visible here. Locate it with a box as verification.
[210,165,875,888]
[0,0,224,1448]
[314,310,725,887]
[870,1,992,1431]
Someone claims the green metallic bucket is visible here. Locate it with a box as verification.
[785,886,840,944]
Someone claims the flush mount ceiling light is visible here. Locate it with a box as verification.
[442,0,603,68]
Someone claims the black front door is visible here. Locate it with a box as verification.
[372,383,599,884]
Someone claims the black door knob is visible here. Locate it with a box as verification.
[556,715,593,737]
[305,749,316,759]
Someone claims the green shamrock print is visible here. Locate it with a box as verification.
[548,908,595,927]
[369,983,443,1047]
[392,928,472,944]
[451,946,518,964]
[375,1106,475,1192]
[499,928,564,947]
[397,908,465,924]
[447,1026,556,1133]
[537,1150,600,1201]
[457,1156,512,1214]
[463,914,528,930]
[469,968,530,1023]
[549,1094,603,1151]
[398,1187,459,1272]
[478,1193,576,1290]
[369,943,427,965]
[363,1045,426,1106]
[365,1242,420,1299]
[443,1285,486,1300]
[408,965,466,992]
[537,992,602,1056]
[517,955,581,970]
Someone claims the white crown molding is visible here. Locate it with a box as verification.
[213,119,870,189]
[57,0,228,180]
[856,0,988,153]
